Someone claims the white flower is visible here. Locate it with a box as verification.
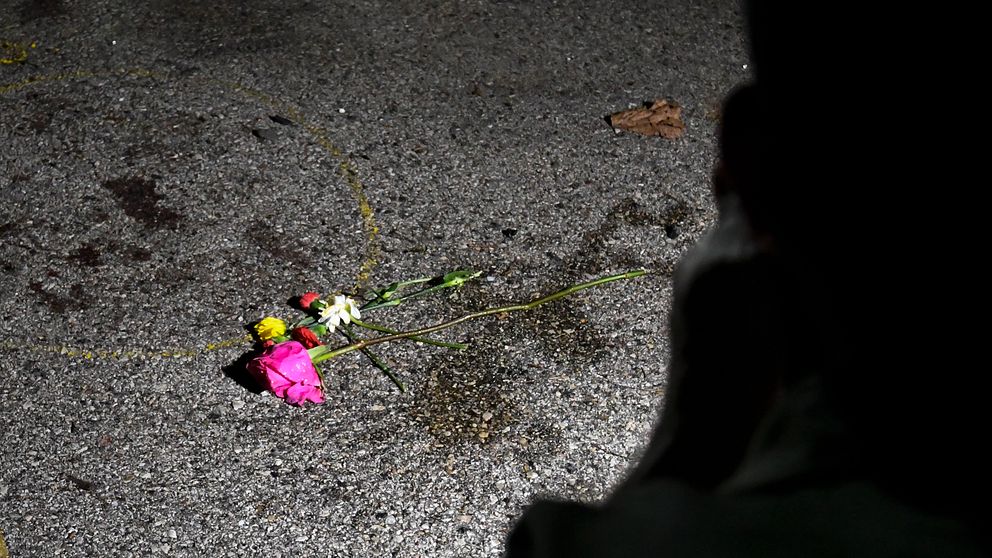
[318,295,361,330]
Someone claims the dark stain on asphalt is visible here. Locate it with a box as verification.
[68,243,102,267]
[58,237,151,268]
[563,197,692,276]
[66,473,95,491]
[102,176,181,230]
[247,221,310,267]
[14,93,69,135]
[384,286,608,450]
[251,127,280,142]
[408,355,525,446]
[513,298,612,367]
[450,282,613,368]
[127,245,152,262]
[28,282,89,314]
[19,0,66,23]
[65,239,151,267]
[27,111,54,133]
[407,298,591,449]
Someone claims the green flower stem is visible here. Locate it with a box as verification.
[290,316,316,329]
[365,276,433,305]
[351,319,468,350]
[361,271,481,312]
[310,269,648,364]
[339,323,406,393]
[313,362,328,392]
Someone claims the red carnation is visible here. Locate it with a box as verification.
[298,292,321,311]
[290,327,323,349]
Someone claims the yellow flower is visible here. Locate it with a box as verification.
[254,317,287,341]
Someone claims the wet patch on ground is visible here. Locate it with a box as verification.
[247,221,312,267]
[524,305,611,367]
[408,354,524,446]
[64,238,152,268]
[68,242,102,267]
[28,281,89,314]
[0,222,20,238]
[101,176,182,230]
[18,0,67,23]
[406,295,597,451]
[560,196,695,277]
[449,281,615,369]
[407,328,568,454]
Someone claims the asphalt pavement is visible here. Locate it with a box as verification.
[1,1,748,556]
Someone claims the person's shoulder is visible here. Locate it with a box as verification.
[505,480,990,558]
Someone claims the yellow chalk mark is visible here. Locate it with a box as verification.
[0,337,248,361]
[204,335,253,351]
[1,39,36,65]
[0,70,95,94]
[0,68,382,362]
[217,80,382,292]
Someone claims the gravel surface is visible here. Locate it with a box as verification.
[1,1,748,555]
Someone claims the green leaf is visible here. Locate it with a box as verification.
[291,316,317,329]
[312,362,328,392]
[308,345,330,361]
[441,270,481,287]
[360,270,480,312]
[379,283,400,300]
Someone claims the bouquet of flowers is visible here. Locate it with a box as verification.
[243,269,647,406]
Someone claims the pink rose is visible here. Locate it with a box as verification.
[247,341,325,406]
[290,327,323,349]
[298,292,321,311]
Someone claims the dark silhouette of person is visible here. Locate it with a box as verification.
[505,3,989,556]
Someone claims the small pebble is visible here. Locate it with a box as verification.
[232,400,245,410]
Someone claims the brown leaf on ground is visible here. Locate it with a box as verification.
[608,99,686,139]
